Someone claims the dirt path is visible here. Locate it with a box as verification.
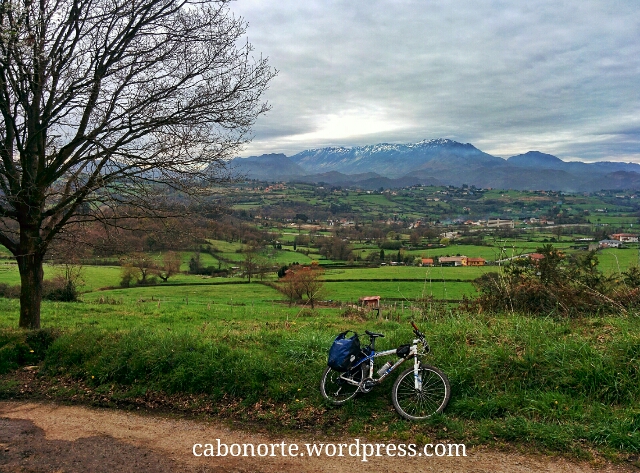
[0,401,635,473]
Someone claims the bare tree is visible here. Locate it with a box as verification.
[278,267,303,307]
[255,255,272,281]
[242,243,261,283]
[294,264,324,309]
[127,252,157,284]
[0,0,275,327]
[156,251,181,282]
[278,263,324,309]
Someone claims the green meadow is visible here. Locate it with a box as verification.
[1,294,638,459]
[3,185,640,460]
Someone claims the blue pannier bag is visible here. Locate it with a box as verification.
[328,331,361,372]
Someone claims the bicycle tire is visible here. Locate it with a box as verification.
[320,366,361,405]
[392,364,450,420]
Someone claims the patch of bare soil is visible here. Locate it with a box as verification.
[1,401,637,473]
[0,417,184,473]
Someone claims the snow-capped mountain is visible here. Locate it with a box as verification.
[290,139,504,177]
[229,140,640,191]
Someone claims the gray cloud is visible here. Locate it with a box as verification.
[234,0,640,162]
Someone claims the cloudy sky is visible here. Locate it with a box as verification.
[232,0,640,162]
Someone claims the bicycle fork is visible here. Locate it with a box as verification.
[411,339,423,391]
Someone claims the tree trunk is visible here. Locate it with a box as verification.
[17,251,45,329]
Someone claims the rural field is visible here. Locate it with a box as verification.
[2,0,640,470]
[1,285,639,461]
[2,185,640,463]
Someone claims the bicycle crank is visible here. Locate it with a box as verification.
[359,378,376,393]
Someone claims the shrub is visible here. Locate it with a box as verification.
[472,245,640,316]
[0,283,21,298]
[43,276,80,302]
[0,275,80,301]
[0,328,60,374]
[120,264,138,287]
[340,306,366,321]
[379,240,402,250]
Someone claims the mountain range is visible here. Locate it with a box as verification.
[226,139,640,192]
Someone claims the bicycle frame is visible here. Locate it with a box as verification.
[342,337,424,389]
[321,322,449,420]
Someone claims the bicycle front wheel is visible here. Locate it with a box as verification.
[392,364,450,420]
[320,366,361,405]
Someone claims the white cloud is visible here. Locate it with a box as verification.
[234,0,640,161]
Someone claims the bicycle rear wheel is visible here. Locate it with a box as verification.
[392,364,450,420]
[320,366,361,405]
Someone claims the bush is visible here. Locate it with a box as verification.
[0,283,20,298]
[340,306,366,321]
[379,240,402,250]
[120,264,137,287]
[189,266,228,277]
[43,276,80,302]
[0,276,80,301]
[0,328,60,374]
[472,245,640,316]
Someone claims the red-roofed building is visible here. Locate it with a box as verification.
[610,233,638,242]
[529,253,545,262]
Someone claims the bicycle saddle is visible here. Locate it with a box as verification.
[365,330,385,338]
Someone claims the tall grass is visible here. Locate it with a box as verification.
[16,311,638,456]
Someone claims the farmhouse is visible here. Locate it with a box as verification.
[439,256,466,267]
[421,258,434,266]
[610,233,639,242]
[440,231,460,240]
[599,240,622,248]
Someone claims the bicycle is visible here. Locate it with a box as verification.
[320,322,450,420]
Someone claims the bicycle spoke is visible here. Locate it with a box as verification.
[392,365,450,420]
[320,366,361,405]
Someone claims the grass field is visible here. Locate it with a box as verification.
[1,237,640,458]
[0,264,124,290]
[1,300,638,459]
[0,283,293,331]
[4,186,640,461]
[323,280,476,302]
[587,216,640,225]
[2,243,637,306]
[597,248,640,273]
[1,209,639,459]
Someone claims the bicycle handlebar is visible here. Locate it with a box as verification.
[411,321,425,339]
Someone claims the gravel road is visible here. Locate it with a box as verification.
[0,401,636,473]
